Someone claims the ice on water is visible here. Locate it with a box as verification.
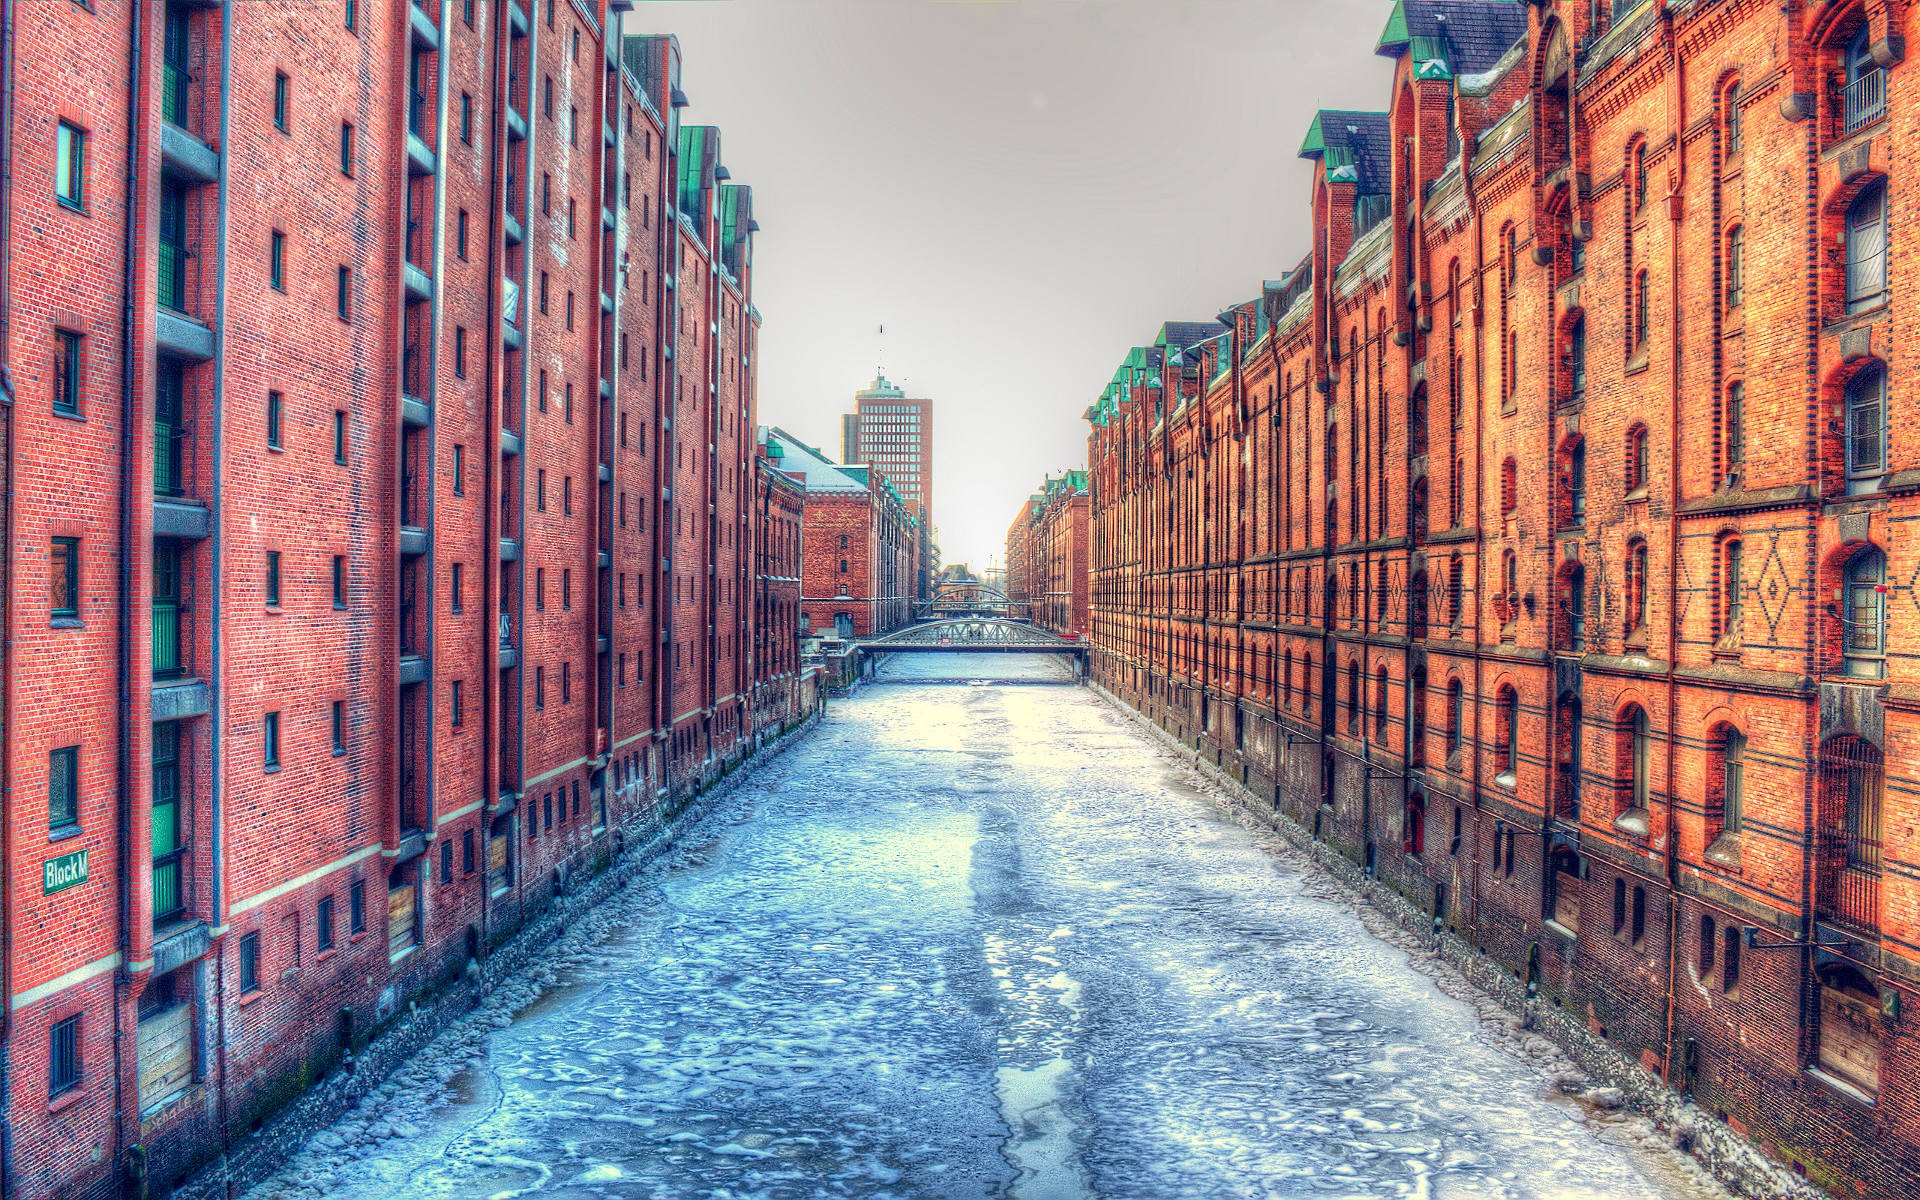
[247,654,1725,1200]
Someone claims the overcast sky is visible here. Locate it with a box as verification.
[644,0,1392,569]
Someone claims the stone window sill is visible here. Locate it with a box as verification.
[1614,807,1651,838]
[1625,349,1651,376]
[47,1087,89,1116]
[1704,833,1743,872]
[1806,1067,1877,1109]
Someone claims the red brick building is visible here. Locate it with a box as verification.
[0,8,812,1197]
[1086,2,1920,1192]
[839,374,937,601]
[1005,472,1088,638]
[769,428,919,639]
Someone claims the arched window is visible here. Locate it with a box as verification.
[1411,478,1429,546]
[1561,562,1586,653]
[1845,181,1888,312]
[1281,649,1294,709]
[1633,269,1651,349]
[1725,81,1743,154]
[1632,140,1648,211]
[1373,665,1389,739]
[1500,457,1518,518]
[1560,436,1586,525]
[1346,660,1361,732]
[1708,725,1747,842]
[1404,792,1426,857]
[1725,225,1745,308]
[1410,570,1428,639]
[1446,679,1464,756]
[1499,550,1518,625]
[1724,382,1745,476]
[1843,25,1887,134]
[1495,686,1519,785]
[1625,423,1649,493]
[1625,539,1649,635]
[1817,737,1885,933]
[1619,705,1651,815]
[1568,315,1587,399]
[1719,536,1744,644]
[1449,458,1464,526]
[1841,546,1886,677]
[1507,329,1520,401]
[1845,361,1886,482]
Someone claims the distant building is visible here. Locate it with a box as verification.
[839,374,936,599]
[768,429,919,638]
[1006,472,1089,638]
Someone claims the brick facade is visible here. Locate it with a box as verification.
[0,7,814,1197]
[1004,472,1088,638]
[769,427,919,640]
[1084,2,1920,1193]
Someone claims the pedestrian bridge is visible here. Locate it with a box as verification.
[855,619,1087,657]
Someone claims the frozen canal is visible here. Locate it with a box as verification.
[252,653,1727,1200]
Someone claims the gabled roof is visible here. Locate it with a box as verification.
[1157,320,1229,354]
[1376,1,1530,80]
[765,426,867,492]
[1298,110,1391,190]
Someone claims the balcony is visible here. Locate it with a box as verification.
[1843,67,1887,135]
[507,106,528,142]
[151,677,211,722]
[159,123,218,185]
[155,310,214,362]
[398,654,429,686]
[408,1,439,49]
[402,395,432,428]
[501,428,523,456]
[406,131,437,177]
[404,261,433,303]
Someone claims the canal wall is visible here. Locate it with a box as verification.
[171,708,826,1200]
[1089,681,1825,1200]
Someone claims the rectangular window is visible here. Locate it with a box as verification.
[49,1015,81,1097]
[536,566,546,609]
[451,679,464,727]
[270,230,286,289]
[51,537,79,618]
[340,122,354,175]
[561,661,570,703]
[49,745,79,832]
[568,197,576,239]
[331,555,346,608]
[239,931,260,993]
[53,329,82,416]
[541,171,550,215]
[349,880,365,932]
[451,562,464,611]
[274,72,290,132]
[441,838,454,884]
[452,444,465,494]
[565,291,574,330]
[538,369,548,411]
[336,266,350,320]
[564,382,573,423]
[569,105,578,147]
[331,699,345,754]
[563,476,572,515]
[535,665,545,709]
[262,711,280,769]
[537,469,546,510]
[539,271,548,314]
[456,209,468,259]
[562,567,571,609]
[56,121,85,208]
[265,551,281,606]
[266,389,283,448]
[317,895,334,951]
[333,410,347,463]
[460,93,473,143]
[454,325,467,377]
[463,828,475,873]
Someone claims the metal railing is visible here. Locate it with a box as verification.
[152,602,183,678]
[158,239,188,312]
[1844,68,1887,134]
[152,845,188,924]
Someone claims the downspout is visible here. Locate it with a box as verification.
[479,0,508,959]
[0,0,18,1183]
[1464,128,1487,948]
[1659,7,1686,1083]
[113,0,150,1183]
[206,0,233,1161]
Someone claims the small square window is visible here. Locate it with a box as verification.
[273,72,290,132]
[48,745,79,832]
[53,329,82,417]
[266,389,283,448]
[265,551,281,606]
[262,711,280,769]
[48,1014,81,1097]
[56,121,85,208]
[51,537,79,619]
[239,931,260,993]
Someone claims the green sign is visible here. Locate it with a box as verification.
[44,848,88,895]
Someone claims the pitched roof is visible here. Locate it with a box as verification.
[764,427,868,492]
[1376,1,1530,79]
[1298,110,1392,191]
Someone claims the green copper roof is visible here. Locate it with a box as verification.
[677,125,716,226]
[719,183,753,275]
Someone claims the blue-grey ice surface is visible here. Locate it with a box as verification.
[249,652,1728,1200]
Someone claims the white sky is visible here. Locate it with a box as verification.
[644,0,1393,568]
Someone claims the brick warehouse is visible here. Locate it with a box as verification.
[1083,0,1920,1192]
[767,427,920,640]
[1004,471,1088,638]
[0,5,816,1197]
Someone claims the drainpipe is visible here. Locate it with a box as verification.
[112,2,154,1186]
[1464,134,1488,949]
[1658,8,1686,1083]
[0,0,18,1183]
[479,0,506,960]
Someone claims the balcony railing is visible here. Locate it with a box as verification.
[1817,830,1882,933]
[158,239,188,312]
[153,417,185,497]
[1844,68,1887,134]
[152,601,183,677]
[152,845,188,924]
